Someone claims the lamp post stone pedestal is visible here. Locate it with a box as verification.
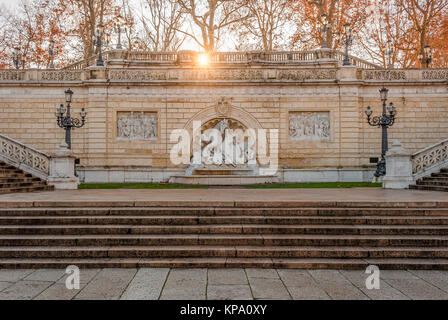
[383,141,413,189]
[48,141,79,190]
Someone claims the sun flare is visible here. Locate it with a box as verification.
[197,53,210,66]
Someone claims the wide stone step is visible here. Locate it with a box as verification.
[0,177,41,183]
[432,172,448,177]
[1,234,448,247]
[0,257,448,269]
[0,169,28,175]
[409,185,448,192]
[417,180,448,186]
[0,185,54,195]
[2,224,448,236]
[0,172,32,178]
[0,182,47,189]
[170,175,280,185]
[2,215,448,225]
[2,207,448,216]
[193,168,254,176]
[0,246,447,259]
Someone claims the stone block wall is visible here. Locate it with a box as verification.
[0,65,447,183]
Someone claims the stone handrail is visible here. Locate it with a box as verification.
[0,70,25,81]
[411,138,448,176]
[331,51,381,69]
[0,134,50,178]
[60,49,382,69]
[62,52,113,70]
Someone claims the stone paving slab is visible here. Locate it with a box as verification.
[340,270,410,300]
[74,268,137,300]
[249,278,292,300]
[160,269,207,300]
[24,269,66,282]
[121,268,169,300]
[0,280,51,300]
[0,268,448,300]
[0,269,34,282]
[208,269,248,285]
[207,284,253,300]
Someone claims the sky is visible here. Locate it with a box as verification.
[0,0,297,53]
[0,0,19,9]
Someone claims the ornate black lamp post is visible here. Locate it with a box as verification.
[12,47,20,69]
[342,23,353,66]
[418,45,433,68]
[365,87,397,177]
[94,24,105,66]
[386,39,393,69]
[114,14,126,50]
[56,89,87,150]
[321,14,331,49]
[48,40,56,69]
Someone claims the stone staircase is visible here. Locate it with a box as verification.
[0,161,54,194]
[1,201,448,269]
[170,168,279,185]
[410,168,448,192]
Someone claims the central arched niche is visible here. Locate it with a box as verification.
[183,101,263,132]
[183,101,263,175]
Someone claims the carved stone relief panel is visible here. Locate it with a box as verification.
[117,112,158,141]
[289,112,331,141]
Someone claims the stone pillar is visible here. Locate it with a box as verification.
[383,141,413,189]
[47,142,79,190]
[338,65,358,81]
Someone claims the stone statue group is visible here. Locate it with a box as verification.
[192,119,256,167]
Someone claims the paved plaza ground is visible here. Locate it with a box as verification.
[0,188,447,206]
[1,188,447,300]
[0,268,448,300]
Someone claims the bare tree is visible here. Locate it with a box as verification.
[235,0,292,51]
[0,0,65,69]
[140,0,185,51]
[397,0,448,66]
[60,0,114,60]
[175,0,249,51]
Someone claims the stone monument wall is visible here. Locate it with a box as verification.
[0,65,447,183]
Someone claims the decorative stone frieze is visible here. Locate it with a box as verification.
[362,70,407,81]
[117,112,158,141]
[40,71,82,81]
[289,112,331,141]
[278,69,337,80]
[109,70,167,81]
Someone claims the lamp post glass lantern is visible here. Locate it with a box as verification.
[365,87,397,177]
[94,24,105,66]
[386,40,393,69]
[115,14,126,49]
[321,14,331,49]
[343,23,353,66]
[48,40,56,69]
[12,47,20,69]
[56,89,87,150]
[419,45,433,68]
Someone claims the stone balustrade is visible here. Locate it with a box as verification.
[0,134,50,179]
[412,138,448,179]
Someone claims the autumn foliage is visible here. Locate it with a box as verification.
[0,0,447,69]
